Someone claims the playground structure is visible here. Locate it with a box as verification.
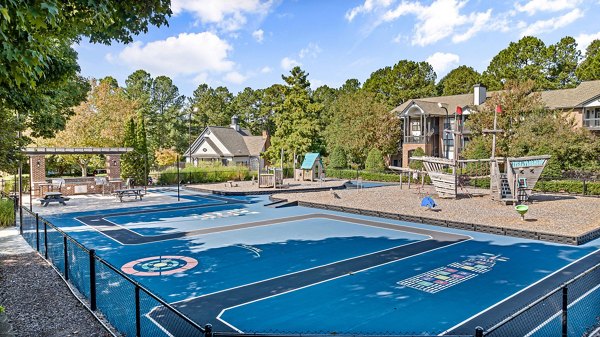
[295,153,324,182]
[404,105,551,203]
[258,168,284,188]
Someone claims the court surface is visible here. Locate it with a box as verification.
[42,188,600,336]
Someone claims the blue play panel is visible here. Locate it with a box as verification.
[42,189,600,336]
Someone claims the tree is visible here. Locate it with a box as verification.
[547,36,581,88]
[0,1,171,169]
[0,1,170,91]
[264,67,322,164]
[136,113,149,184]
[462,79,600,174]
[576,40,600,81]
[190,84,233,128]
[365,148,386,172]
[465,80,544,159]
[232,87,261,134]
[339,79,361,95]
[325,90,400,166]
[437,66,481,96]
[363,60,436,108]
[155,148,179,167]
[329,146,347,169]
[121,118,139,181]
[35,79,138,176]
[482,36,550,90]
[408,147,426,170]
[0,108,25,173]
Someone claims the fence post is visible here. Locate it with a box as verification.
[135,285,141,337]
[43,221,48,259]
[204,324,212,337]
[475,326,484,337]
[19,203,23,234]
[89,249,97,311]
[35,213,40,252]
[562,287,568,337]
[63,236,69,281]
[582,179,587,195]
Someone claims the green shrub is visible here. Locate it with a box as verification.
[0,199,15,227]
[534,180,600,195]
[328,147,347,169]
[408,147,426,170]
[365,149,385,172]
[157,165,253,185]
[326,169,431,184]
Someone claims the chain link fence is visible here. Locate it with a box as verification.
[13,202,600,337]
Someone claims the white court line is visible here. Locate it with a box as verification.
[439,248,600,336]
[72,202,234,245]
[524,282,600,337]
[216,239,471,333]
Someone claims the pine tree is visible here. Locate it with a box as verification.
[136,113,149,185]
[121,118,139,183]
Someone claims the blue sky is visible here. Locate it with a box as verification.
[75,0,600,97]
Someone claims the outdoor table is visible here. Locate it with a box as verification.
[39,192,70,206]
[113,188,146,202]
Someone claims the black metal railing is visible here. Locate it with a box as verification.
[15,203,600,337]
[19,207,208,337]
[482,262,600,337]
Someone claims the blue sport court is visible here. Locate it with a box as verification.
[37,189,600,336]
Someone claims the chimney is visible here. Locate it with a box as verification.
[230,115,240,132]
[262,130,269,139]
[473,84,486,105]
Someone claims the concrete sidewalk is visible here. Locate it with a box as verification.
[0,226,33,255]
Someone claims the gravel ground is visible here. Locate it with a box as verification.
[278,185,600,237]
[0,252,112,337]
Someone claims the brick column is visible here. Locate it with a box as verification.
[106,154,121,180]
[29,155,46,197]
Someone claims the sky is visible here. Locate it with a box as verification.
[74,0,600,97]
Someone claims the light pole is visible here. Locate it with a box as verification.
[188,107,198,166]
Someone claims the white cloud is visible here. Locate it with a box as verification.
[172,0,274,31]
[378,0,495,46]
[452,9,493,43]
[299,43,322,59]
[426,52,460,76]
[260,66,272,73]
[345,0,393,22]
[576,32,600,53]
[281,57,301,70]
[520,8,583,36]
[224,71,247,84]
[252,29,265,43]
[114,32,235,80]
[515,0,580,15]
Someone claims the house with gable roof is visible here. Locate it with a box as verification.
[183,115,269,171]
[392,80,600,167]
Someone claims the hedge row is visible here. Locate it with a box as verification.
[535,180,600,195]
[156,168,254,185]
[325,169,430,183]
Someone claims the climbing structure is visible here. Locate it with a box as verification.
[490,155,550,204]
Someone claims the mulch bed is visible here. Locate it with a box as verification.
[0,253,112,337]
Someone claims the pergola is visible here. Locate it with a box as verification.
[24,147,133,198]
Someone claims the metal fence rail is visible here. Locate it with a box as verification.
[13,202,600,337]
[483,263,600,337]
[19,207,207,337]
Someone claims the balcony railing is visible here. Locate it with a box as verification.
[404,135,428,144]
[583,119,600,129]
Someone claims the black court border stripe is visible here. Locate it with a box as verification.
[75,195,249,245]
[147,213,470,333]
